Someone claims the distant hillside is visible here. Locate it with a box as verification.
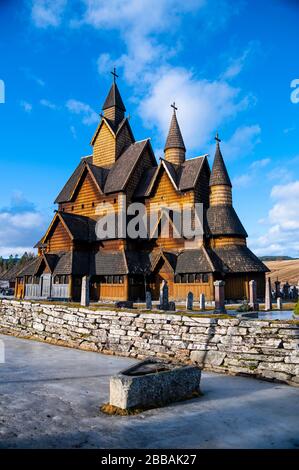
[260,256,297,261]
[265,259,299,285]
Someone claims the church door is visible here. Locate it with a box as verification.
[41,274,52,298]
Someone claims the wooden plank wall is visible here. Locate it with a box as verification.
[93,121,116,167]
[47,220,72,252]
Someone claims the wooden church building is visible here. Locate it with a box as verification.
[15,75,268,302]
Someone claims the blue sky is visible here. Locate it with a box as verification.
[0,0,298,258]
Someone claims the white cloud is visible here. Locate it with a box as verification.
[232,174,252,188]
[20,101,33,113]
[66,99,98,125]
[250,180,299,257]
[0,194,47,258]
[40,99,57,110]
[219,124,261,160]
[267,167,293,183]
[221,41,259,80]
[139,68,250,151]
[31,0,67,28]
[70,125,77,139]
[250,158,271,169]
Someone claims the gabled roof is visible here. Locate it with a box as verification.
[90,116,134,146]
[0,261,31,281]
[175,248,216,274]
[104,139,156,194]
[43,212,97,244]
[54,156,92,204]
[102,82,126,111]
[178,156,209,191]
[164,111,186,151]
[134,155,208,198]
[212,245,270,273]
[210,142,232,187]
[207,205,248,237]
[55,158,112,204]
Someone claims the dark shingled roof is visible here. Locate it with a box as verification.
[212,245,269,273]
[102,82,126,111]
[0,261,34,281]
[91,251,127,275]
[210,143,232,187]
[88,163,110,189]
[134,156,208,198]
[164,111,186,151]
[175,248,215,274]
[134,167,158,198]
[54,156,92,204]
[58,212,97,242]
[104,139,151,194]
[16,258,42,277]
[178,157,207,191]
[44,253,59,272]
[207,205,248,237]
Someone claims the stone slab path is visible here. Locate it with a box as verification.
[0,334,298,449]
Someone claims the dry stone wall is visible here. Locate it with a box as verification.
[0,299,298,386]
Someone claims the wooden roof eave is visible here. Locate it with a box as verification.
[90,117,116,146]
[42,212,74,244]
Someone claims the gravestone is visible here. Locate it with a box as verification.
[158,280,169,310]
[274,280,281,299]
[265,277,272,311]
[199,293,205,311]
[214,280,226,314]
[277,297,282,310]
[186,292,193,310]
[283,282,290,299]
[80,275,90,307]
[249,280,259,311]
[145,291,152,310]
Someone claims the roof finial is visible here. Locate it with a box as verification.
[215,131,221,143]
[111,67,119,83]
[171,102,178,113]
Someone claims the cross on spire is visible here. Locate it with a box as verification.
[215,131,221,143]
[171,102,178,113]
[111,67,119,83]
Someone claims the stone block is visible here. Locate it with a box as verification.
[109,358,201,410]
[190,350,226,367]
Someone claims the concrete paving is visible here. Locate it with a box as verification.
[0,334,298,449]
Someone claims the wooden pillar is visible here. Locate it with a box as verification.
[68,275,73,301]
[124,275,129,301]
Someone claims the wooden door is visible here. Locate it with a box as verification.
[41,274,52,298]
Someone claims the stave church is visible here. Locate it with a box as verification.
[15,73,268,303]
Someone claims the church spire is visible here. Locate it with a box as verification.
[102,68,126,125]
[210,133,232,187]
[209,133,232,206]
[164,102,186,165]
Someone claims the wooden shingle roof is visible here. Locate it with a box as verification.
[207,205,248,237]
[210,143,232,187]
[164,111,186,151]
[104,139,156,194]
[102,82,126,111]
[134,155,208,198]
[212,245,269,273]
[175,248,215,274]
[54,156,92,204]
